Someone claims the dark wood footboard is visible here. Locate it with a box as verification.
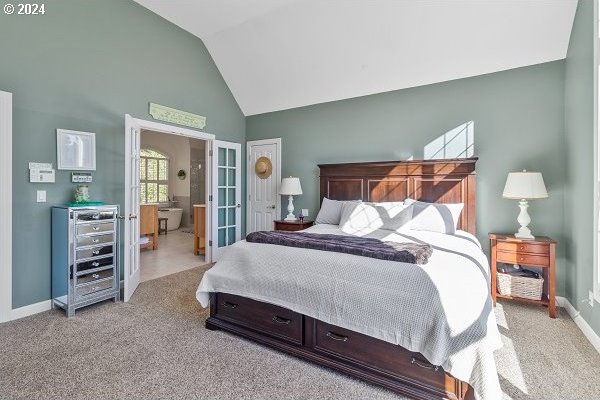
[206,292,475,400]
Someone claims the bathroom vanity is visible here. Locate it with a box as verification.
[51,205,120,317]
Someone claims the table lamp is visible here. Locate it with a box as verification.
[280,177,302,221]
[502,170,548,239]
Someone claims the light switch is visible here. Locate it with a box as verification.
[36,190,46,203]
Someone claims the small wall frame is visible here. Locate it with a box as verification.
[57,129,96,171]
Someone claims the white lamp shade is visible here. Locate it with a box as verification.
[280,177,303,195]
[502,171,548,199]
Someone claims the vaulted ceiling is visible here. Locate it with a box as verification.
[134,0,578,116]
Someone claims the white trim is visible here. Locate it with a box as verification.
[0,91,12,323]
[9,300,52,321]
[124,116,215,300]
[246,138,282,232]
[556,296,600,354]
[594,0,600,303]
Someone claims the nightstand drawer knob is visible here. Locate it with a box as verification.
[519,257,524,261]
[519,246,524,250]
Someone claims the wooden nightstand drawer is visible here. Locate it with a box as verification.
[274,220,314,232]
[496,241,548,255]
[496,251,549,267]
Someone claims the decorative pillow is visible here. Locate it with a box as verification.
[315,198,360,225]
[339,202,383,235]
[408,200,464,234]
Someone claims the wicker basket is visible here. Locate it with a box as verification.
[496,271,543,300]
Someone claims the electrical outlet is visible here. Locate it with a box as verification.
[589,291,595,307]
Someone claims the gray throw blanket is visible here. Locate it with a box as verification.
[245,231,433,265]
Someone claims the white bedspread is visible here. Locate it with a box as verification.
[197,225,503,399]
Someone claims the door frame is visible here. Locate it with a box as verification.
[123,116,215,300]
[0,91,12,323]
[246,138,282,231]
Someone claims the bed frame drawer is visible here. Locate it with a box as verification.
[216,293,303,344]
[313,321,455,397]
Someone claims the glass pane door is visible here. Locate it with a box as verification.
[212,140,241,260]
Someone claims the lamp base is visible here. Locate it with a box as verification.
[514,228,535,240]
[514,200,535,239]
[284,195,297,221]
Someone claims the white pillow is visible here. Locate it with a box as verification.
[339,202,383,235]
[369,202,413,232]
[408,200,464,234]
[315,198,359,225]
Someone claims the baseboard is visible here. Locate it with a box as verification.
[556,296,600,354]
[4,280,125,323]
[9,300,52,321]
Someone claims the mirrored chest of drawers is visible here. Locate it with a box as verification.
[51,205,120,317]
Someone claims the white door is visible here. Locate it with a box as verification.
[247,139,281,233]
[124,115,141,301]
[211,140,242,260]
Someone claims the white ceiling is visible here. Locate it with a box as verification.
[134,0,578,116]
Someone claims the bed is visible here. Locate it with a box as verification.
[197,158,502,400]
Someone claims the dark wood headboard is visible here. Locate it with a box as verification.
[318,158,477,234]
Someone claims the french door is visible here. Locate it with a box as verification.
[124,115,141,302]
[211,140,242,260]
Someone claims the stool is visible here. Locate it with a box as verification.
[158,217,168,235]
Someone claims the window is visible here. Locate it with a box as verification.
[140,149,169,204]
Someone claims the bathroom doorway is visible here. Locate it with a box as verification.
[137,129,209,282]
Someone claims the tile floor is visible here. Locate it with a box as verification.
[140,228,207,282]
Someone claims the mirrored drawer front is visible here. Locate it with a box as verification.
[77,256,113,273]
[77,222,114,236]
[75,278,114,299]
[76,245,113,261]
[77,233,114,247]
[76,211,115,222]
[76,269,113,285]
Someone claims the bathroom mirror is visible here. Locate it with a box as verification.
[57,129,96,170]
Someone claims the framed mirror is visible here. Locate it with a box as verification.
[57,129,96,170]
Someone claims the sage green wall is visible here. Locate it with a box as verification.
[247,61,568,295]
[0,0,245,308]
[564,0,600,334]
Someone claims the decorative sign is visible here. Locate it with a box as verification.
[149,103,206,130]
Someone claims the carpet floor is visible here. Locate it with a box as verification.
[1,265,599,400]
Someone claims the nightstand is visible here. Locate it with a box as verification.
[489,233,557,318]
[274,220,314,231]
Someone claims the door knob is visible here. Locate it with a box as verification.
[128,214,138,220]
[268,205,276,209]
[236,204,241,208]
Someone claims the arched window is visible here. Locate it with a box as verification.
[140,148,169,204]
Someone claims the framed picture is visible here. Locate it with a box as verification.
[57,129,96,171]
